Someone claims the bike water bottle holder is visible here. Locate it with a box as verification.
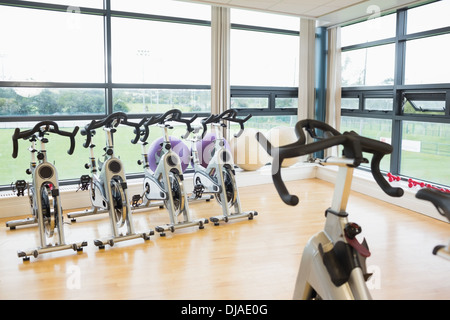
[12,180,28,197]
[193,183,205,199]
[79,175,91,191]
[131,194,143,207]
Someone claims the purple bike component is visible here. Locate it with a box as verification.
[194,132,231,168]
[147,136,190,173]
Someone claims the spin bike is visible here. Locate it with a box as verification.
[132,109,208,236]
[69,112,153,248]
[189,109,258,225]
[10,121,87,261]
[416,188,450,261]
[257,119,404,300]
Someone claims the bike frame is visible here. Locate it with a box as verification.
[139,122,208,236]
[12,126,87,261]
[293,157,372,300]
[69,118,152,248]
[190,121,257,225]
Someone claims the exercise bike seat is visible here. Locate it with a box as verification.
[416,188,450,222]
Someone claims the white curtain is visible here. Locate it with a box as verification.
[326,26,342,130]
[298,18,316,122]
[211,6,230,116]
[325,26,342,157]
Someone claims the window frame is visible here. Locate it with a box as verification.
[0,0,212,190]
[229,18,299,122]
[341,2,450,186]
[0,0,299,190]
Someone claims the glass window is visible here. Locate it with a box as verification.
[275,97,298,109]
[0,88,105,117]
[407,0,450,34]
[111,0,211,20]
[401,121,450,185]
[404,34,450,85]
[365,98,393,111]
[402,92,446,115]
[29,1,103,8]
[1,120,94,185]
[341,97,359,110]
[0,6,104,83]
[0,119,169,182]
[111,17,210,85]
[112,89,211,114]
[229,115,298,132]
[341,13,396,47]
[231,97,269,109]
[230,29,299,87]
[231,8,299,31]
[341,44,395,87]
[340,116,392,171]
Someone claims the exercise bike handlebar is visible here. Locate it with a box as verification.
[81,112,142,147]
[256,119,404,206]
[222,114,252,138]
[12,121,79,158]
[415,188,450,221]
[200,109,252,139]
[139,109,198,141]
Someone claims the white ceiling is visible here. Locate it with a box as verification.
[184,0,428,26]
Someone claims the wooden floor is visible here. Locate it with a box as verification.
[0,178,448,300]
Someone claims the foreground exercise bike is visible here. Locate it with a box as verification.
[188,109,258,225]
[69,112,153,248]
[416,188,450,261]
[11,121,87,261]
[132,109,208,236]
[256,119,404,300]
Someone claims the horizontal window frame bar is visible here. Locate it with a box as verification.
[0,114,108,123]
[110,83,211,90]
[343,85,450,92]
[342,110,450,124]
[0,0,104,15]
[231,87,298,100]
[0,111,212,123]
[341,37,396,52]
[0,81,107,88]
[231,23,299,36]
[342,85,394,92]
[111,10,211,27]
[342,90,393,97]
[396,83,450,90]
[0,82,211,90]
[341,109,393,117]
[232,109,297,116]
[341,26,450,52]
[402,92,446,101]
[231,85,298,92]
[394,113,450,123]
[400,26,450,42]
[231,93,270,99]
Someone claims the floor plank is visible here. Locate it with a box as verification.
[0,178,448,300]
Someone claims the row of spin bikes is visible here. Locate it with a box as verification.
[4,110,448,300]
[6,109,257,261]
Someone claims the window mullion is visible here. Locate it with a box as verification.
[104,0,113,114]
[446,90,450,117]
[389,9,407,176]
[269,92,275,110]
